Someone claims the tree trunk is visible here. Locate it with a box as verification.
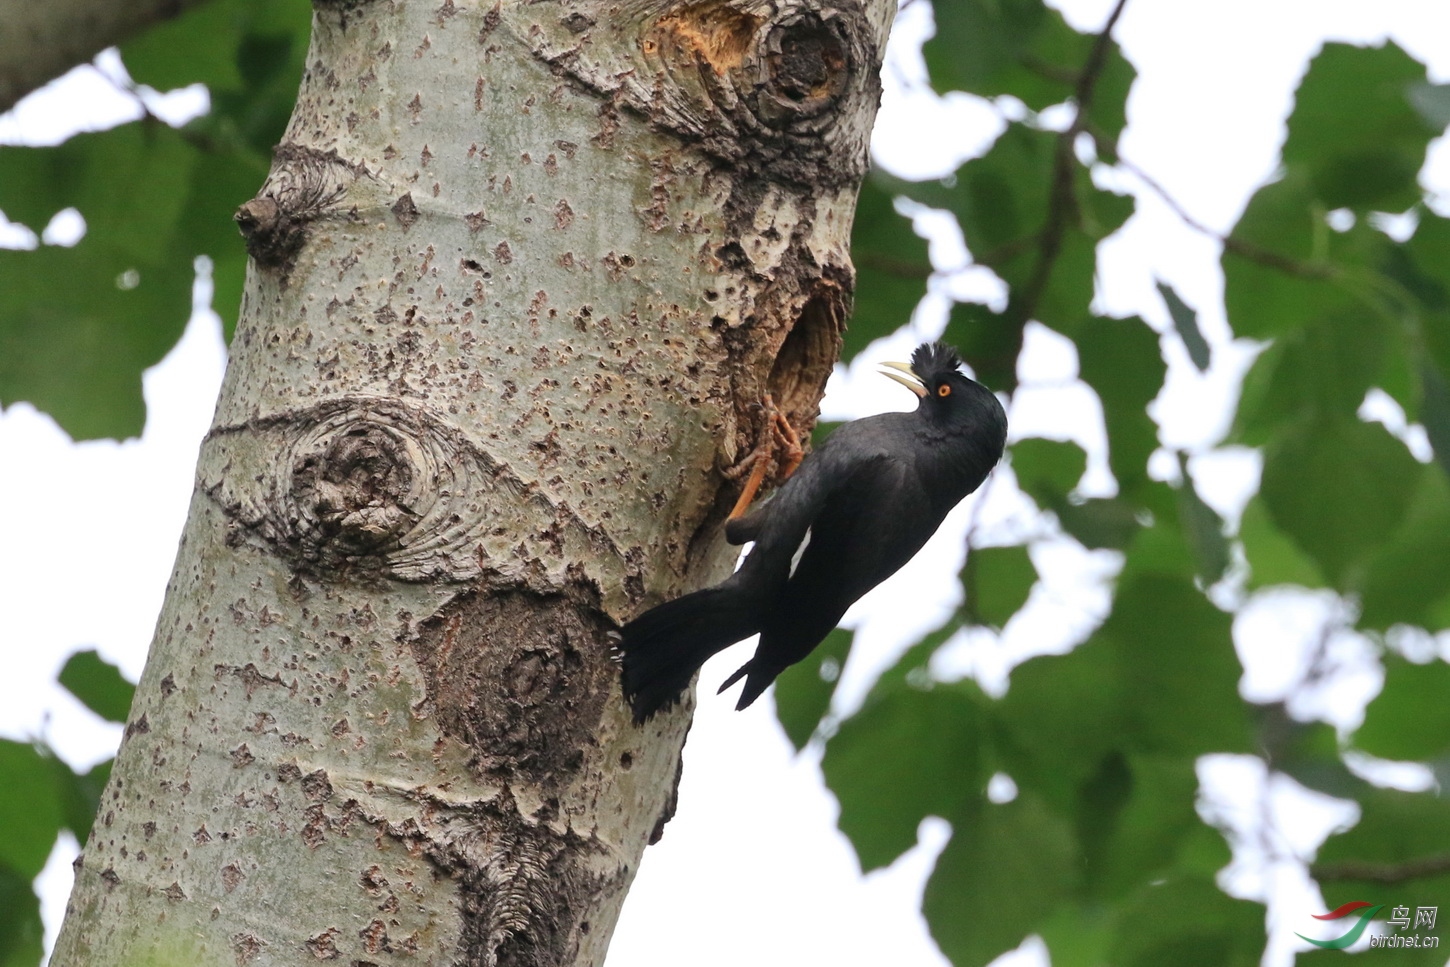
[51,0,894,964]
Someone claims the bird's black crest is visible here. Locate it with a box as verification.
[910,342,966,381]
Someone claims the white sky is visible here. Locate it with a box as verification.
[3,2,1450,965]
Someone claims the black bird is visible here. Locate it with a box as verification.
[620,342,1007,723]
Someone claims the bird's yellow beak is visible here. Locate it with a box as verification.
[878,360,927,398]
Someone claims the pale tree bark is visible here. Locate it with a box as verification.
[0,0,211,113]
[52,0,894,964]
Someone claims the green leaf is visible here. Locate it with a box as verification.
[1010,437,1087,503]
[0,0,303,438]
[59,649,136,724]
[1011,438,1143,550]
[1355,658,1450,762]
[1036,903,1114,967]
[1077,753,1206,900]
[0,866,43,967]
[1108,877,1264,967]
[923,0,1060,104]
[0,122,266,436]
[1396,212,1450,311]
[124,0,251,92]
[1075,316,1165,493]
[1175,454,1230,585]
[844,175,932,363]
[1118,496,1199,582]
[1259,417,1421,589]
[1419,360,1450,482]
[1408,81,1450,131]
[1232,309,1401,445]
[0,741,64,879]
[995,575,1248,815]
[950,123,1056,259]
[1282,42,1432,212]
[912,123,1132,332]
[1056,497,1142,550]
[1426,594,1450,633]
[995,631,1125,808]
[1223,46,1437,371]
[0,121,195,250]
[923,791,1075,967]
[123,0,311,136]
[772,627,851,751]
[1081,168,1138,240]
[1239,496,1327,590]
[1358,466,1450,630]
[54,758,113,845]
[1257,705,1368,800]
[1028,222,1109,332]
[922,1,1136,143]
[1084,42,1136,151]
[1156,281,1210,371]
[0,245,185,438]
[961,544,1036,629]
[944,301,1025,394]
[1222,171,1366,343]
[1096,575,1250,756]
[1313,787,1450,901]
[822,680,986,871]
[1399,215,1450,434]
[0,125,201,438]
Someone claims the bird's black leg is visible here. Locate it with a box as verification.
[724,394,803,521]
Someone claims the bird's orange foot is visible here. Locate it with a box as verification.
[767,395,804,480]
[725,394,804,521]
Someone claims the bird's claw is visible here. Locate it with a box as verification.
[766,396,804,480]
[725,393,804,521]
[720,448,761,482]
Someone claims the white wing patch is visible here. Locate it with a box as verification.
[788,527,812,579]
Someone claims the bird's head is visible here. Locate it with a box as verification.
[880,342,1008,476]
[879,342,996,423]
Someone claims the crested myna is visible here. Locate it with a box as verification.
[620,341,1008,722]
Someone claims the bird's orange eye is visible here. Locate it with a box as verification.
[937,384,952,397]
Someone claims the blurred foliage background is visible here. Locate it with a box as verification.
[3,0,1450,965]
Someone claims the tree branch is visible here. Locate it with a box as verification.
[1007,0,1129,327]
[856,251,933,280]
[1313,853,1450,884]
[1105,142,1338,281]
[0,0,209,114]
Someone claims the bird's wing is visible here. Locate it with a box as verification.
[726,416,900,540]
[786,454,928,602]
[729,444,899,591]
[722,451,922,709]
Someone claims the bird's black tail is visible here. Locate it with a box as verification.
[715,658,781,712]
[619,585,760,723]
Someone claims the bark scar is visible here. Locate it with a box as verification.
[202,397,625,588]
[382,787,617,967]
[526,0,881,186]
[407,586,616,788]
[236,144,376,273]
